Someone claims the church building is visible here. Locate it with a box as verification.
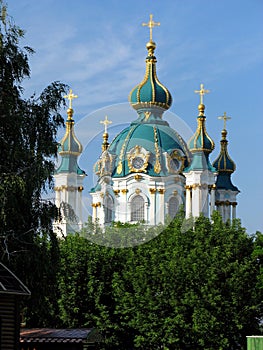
[53,15,239,235]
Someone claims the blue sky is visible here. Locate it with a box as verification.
[8,0,263,233]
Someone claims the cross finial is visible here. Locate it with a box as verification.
[64,89,78,109]
[218,112,231,130]
[100,115,112,133]
[142,14,160,42]
[194,83,210,105]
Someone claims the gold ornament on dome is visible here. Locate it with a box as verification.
[218,112,231,130]
[165,149,185,173]
[194,83,210,116]
[153,127,161,174]
[128,145,150,173]
[142,14,160,42]
[100,115,112,133]
[94,152,114,177]
[64,89,78,110]
[194,83,209,105]
[144,111,151,121]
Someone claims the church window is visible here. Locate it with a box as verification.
[131,195,144,221]
[105,195,114,223]
[168,196,178,218]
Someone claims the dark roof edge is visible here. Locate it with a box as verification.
[0,262,31,296]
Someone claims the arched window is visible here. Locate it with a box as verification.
[131,195,144,222]
[105,195,114,223]
[168,197,178,218]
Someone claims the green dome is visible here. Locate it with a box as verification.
[213,129,236,173]
[212,129,239,192]
[129,41,172,110]
[55,108,85,175]
[188,115,215,154]
[108,117,190,177]
[58,109,83,155]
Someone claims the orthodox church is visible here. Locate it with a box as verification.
[53,15,239,236]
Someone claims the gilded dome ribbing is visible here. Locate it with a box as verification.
[213,129,236,173]
[129,40,172,110]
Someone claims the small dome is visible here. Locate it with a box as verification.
[55,108,85,175]
[129,41,172,111]
[188,116,215,154]
[213,129,236,173]
[58,109,83,155]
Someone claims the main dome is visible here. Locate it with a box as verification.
[108,117,190,177]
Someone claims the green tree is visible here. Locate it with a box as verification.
[110,213,261,349]
[56,214,261,349]
[0,0,67,325]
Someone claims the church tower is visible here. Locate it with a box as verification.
[212,113,239,221]
[183,85,217,218]
[90,15,190,225]
[53,90,86,236]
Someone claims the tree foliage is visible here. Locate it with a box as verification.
[0,1,67,254]
[0,0,67,324]
[56,214,262,349]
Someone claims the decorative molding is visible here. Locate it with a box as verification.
[54,185,78,192]
[134,174,142,181]
[158,188,165,194]
[149,188,157,194]
[121,189,128,194]
[144,111,151,121]
[153,127,161,174]
[92,202,101,208]
[117,126,136,174]
[135,188,141,194]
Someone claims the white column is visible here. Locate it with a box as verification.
[55,188,61,208]
[92,203,97,222]
[201,184,209,217]
[225,202,231,221]
[76,186,84,229]
[120,189,128,222]
[232,203,237,219]
[158,189,165,224]
[185,186,192,218]
[149,189,156,225]
[192,185,200,217]
[210,185,216,216]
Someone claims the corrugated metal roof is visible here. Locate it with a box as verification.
[20,328,99,344]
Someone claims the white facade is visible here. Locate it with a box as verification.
[90,173,185,226]
[53,171,85,237]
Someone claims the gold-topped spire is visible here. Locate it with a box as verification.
[218,112,231,130]
[64,89,78,110]
[194,83,210,105]
[100,115,112,134]
[142,14,160,42]
[100,116,112,151]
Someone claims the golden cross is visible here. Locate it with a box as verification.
[100,115,112,133]
[142,14,160,42]
[218,112,231,130]
[194,83,210,105]
[63,89,78,109]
